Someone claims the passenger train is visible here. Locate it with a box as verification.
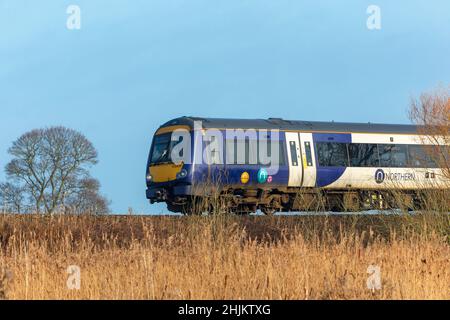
[146,117,449,214]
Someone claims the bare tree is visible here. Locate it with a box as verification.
[65,178,110,214]
[4,127,99,214]
[409,86,450,178]
[0,182,26,213]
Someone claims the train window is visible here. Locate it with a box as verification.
[276,141,286,166]
[378,144,407,167]
[231,139,257,164]
[407,145,438,168]
[150,133,171,164]
[433,145,449,168]
[225,139,250,164]
[304,142,313,166]
[171,135,184,158]
[260,139,286,166]
[316,142,349,167]
[444,146,450,163]
[289,141,298,166]
[236,140,246,164]
[348,144,379,167]
[245,139,258,165]
[225,139,286,166]
[225,139,237,164]
[204,136,222,164]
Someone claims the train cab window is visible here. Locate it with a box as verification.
[150,133,171,164]
[304,142,313,166]
[316,142,349,167]
[378,144,407,167]
[151,133,187,164]
[348,144,379,167]
[289,141,298,166]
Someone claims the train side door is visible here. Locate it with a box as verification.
[285,132,303,187]
[299,132,316,187]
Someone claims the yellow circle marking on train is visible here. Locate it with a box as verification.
[241,172,250,184]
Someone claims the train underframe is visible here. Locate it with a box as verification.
[160,187,450,215]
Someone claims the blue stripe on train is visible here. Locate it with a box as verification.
[192,164,289,187]
[312,132,352,187]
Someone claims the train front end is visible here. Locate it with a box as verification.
[145,123,193,211]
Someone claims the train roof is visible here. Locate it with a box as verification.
[161,116,421,134]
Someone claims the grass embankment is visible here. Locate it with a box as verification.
[0,213,449,299]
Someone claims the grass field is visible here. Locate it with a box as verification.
[0,213,449,300]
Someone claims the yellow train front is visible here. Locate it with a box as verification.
[146,116,449,214]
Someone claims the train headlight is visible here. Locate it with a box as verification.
[176,169,188,179]
[146,174,153,182]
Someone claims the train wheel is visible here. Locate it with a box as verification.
[261,207,276,215]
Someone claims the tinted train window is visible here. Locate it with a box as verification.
[443,146,450,163]
[204,136,223,164]
[408,145,438,168]
[150,134,171,164]
[171,135,184,159]
[378,144,407,167]
[316,142,349,167]
[150,133,186,164]
[261,139,286,166]
[275,141,286,165]
[227,139,250,164]
[245,139,258,164]
[225,139,286,165]
[289,141,298,166]
[433,145,449,167]
[304,142,313,166]
[348,144,379,167]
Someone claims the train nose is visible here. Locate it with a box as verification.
[148,163,184,182]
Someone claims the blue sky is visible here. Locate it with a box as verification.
[1,0,449,213]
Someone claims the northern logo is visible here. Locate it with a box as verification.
[375,169,385,184]
[375,169,416,183]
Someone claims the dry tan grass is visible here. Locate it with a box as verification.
[0,213,449,300]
